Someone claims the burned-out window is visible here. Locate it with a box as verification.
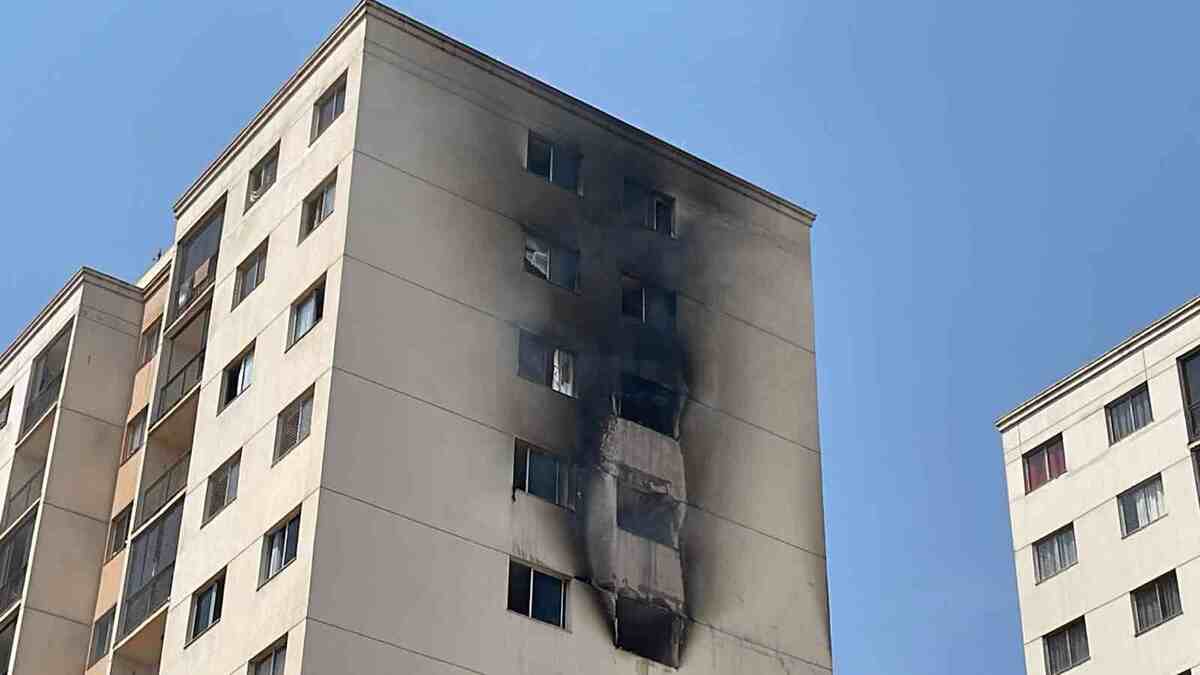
[513,439,572,507]
[621,275,676,333]
[617,483,675,547]
[624,180,678,238]
[527,132,580,192]
[616,596,680,667]
[620,374,676,437]
[523,234,579,291]
[507,559,565,627]
[517,331,575,397]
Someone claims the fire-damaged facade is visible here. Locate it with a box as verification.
[0,3,829,675]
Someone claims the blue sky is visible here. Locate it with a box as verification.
[3,2,1200,673]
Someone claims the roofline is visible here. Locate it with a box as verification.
[995,293,1200,431]
[0,267,143,376]
[173,0,816,227]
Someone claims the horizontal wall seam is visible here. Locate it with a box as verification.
[306,615,485,674]
[59,404,125,432]
[22,603,90,629]
[42,500,108,527]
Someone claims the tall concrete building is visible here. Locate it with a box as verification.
[997,299,1200,675]
[0,3,829,674]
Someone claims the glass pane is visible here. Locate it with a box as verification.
[552,349,574,397]
[298,396,313,440]
[518,332,549,385]
[527,450,559,503]
[1046,441,1066,479]
[1184,353,1200,405]
[1057,529,1077,568]
[272,645,287,675]
[527,135,552,179]
[1132,388,1152,428]
[1046,631,1070,673]
[193,588,213,634]
[255,656,273,675]
[523,236,550,281]
[530,570,563,625]
[512,442,528,492]
[549,247,579,291]
[226,459,239,502]
[1068,622,1088,662]
[284,516,300,564]
[1035,539,1059,580]
[1025,450,1048,490]
[1135,585,1163,630]
[507,561,530,615]
[1121,491,1142,533]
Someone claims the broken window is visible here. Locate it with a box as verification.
[617,483,676,547]
[513,439,572,507]
[526,132,580,192]
[619,374,677,437]
[507,559,565,627]
[621,275,676,333]
[517,330,575,397]
[220,344,255,409]
[615,597,680,667]
[523,234,579,291]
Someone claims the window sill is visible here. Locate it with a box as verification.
[120,447,142,467]
[514,488,573,512]
[1034,561,1078,586]
[183,618,220,649]
[257,557,297,591]
[200,499,236,529]
[285,322,321,354]
[1121,512,1168,540]
[1023,474,1065,496]
[271,436,309,467]
[1134,609,1183,636]
[1049,656,1090,675]
[216,388,250,417]
[243,184,275,215]
[507,608,569,633]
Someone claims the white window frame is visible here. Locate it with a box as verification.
[260,511,301,586]
[233,241,268,308]
[203,451,241,525]
[187,572,225,642]
[274,388,314,461]
[300,172,337,240]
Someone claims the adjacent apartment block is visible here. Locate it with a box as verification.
[0,2,829,675]
[997,298,1200,675]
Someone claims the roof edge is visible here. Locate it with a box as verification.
[0,267,143,376]
[995,293,1200,431]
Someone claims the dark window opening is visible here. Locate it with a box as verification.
[513,439,572,507]
[311,74,347,142]
[1044,617,1089,674]
[1132,570,1182,634]
[617,483,676,547]
[615,597,680,667]
[107,506,131,559]
[517,331,575,397]
[523,234,579,291]
[507,559,565,627]
[620,374,677,437]
[87,606,115,666]
[526,132,579,192]
[245,144,280,211]
[1106,383,1152,444]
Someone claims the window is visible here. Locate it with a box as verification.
[507,559,565,627]
[245,144,280,211]
[1023,435,1066,493]
[275,389,314,460]
[87,606,115,666]
[624,180,678,238]
[1033,524,1077,582]
[301,171,336,239]
[121,502,182,635]
[523,234,579,291]
[252,640,287,675]
[619,374,678,437]
[204,452,240,523]
[139,321,160,367]
[1044,618,1089,674]
[621,275,677,333]
[311,74,346,142]
[1106,383,1152,444]
[234,241,268,308]
[221,345,255,409]
[617,483,676,547]
[1180,349,1200,440]
[123,409,147,462]
[1119,474,1166,536]
[107,506,131,559]
[188,572,225,641]
[1132,570,1182,634]
[513,439,572,507]
[526,132,580,192]
[0,389,10,430]
[174,204,223,315]
[289,279,326,347]
[517,331,575,397]
[261,512,300,584]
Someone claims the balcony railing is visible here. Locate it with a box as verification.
[119,562,173,639]
[1,470,43,532]
[155,352,204,422]
[20,373,62,436]
[173,256,216,321]
[0,567,25,618]
[0,519,34,618]
[135,454,189,530]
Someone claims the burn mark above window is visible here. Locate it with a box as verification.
[527,132,580,193]
[524,234,579,291]
[619,374,678,437]
[621,275,676,333]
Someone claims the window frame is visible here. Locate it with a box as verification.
[1105,383,1153,445]
[251,638,288,675]
[203,451,241,526]
[300,170,337,241]
[274,387,315,462]
[0,389,10,431]
[506,558,568,628]
[522,232,580,292]
[1131,570,1183,635]
[1032,524,1078,583]
[139,320,161,368]
[122,408,147,463]
[526,131,581,193]
[259,510,301,587]
[1023,435,1066,493]
[1118,474,1167,537]
[516,330,576,398]
[1043,617,1089,675]
[287,277,326,349]
[651,191,677,238]
[87,606,116,666]
[106,505,131,560]
[219,343,256,412]
[512,439,573,509]
[244,143,280,213]
[186,571,226,644]
[233,239,269,309]
[310,73,347,143]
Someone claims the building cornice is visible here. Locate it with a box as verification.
[996,294,1200,432]
[0,268,143,376]
[173,0,816,227]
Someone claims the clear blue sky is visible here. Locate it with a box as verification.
[3,2,1199,673]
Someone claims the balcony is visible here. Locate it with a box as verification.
[20,372,61,438]
[155,351,203,424]
[0,516,34,617]
[0,469,43,532]
[119,562,173,640]
[135,453,189,530]
[171,255,216,325]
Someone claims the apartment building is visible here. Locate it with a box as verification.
[0,2,828,674]
[997,299,1200,675]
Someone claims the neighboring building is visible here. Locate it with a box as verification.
[997,299,1200,675]
[0,2,828,674]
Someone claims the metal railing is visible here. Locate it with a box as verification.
[119,562,173,639]
[1,470,43,531]
[135,453,189,530]
[20,373,62,436]
[155,351,204,422]
[0,568,25,618]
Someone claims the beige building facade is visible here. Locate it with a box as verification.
[0,2,829,674]
[997,299,1200,675]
